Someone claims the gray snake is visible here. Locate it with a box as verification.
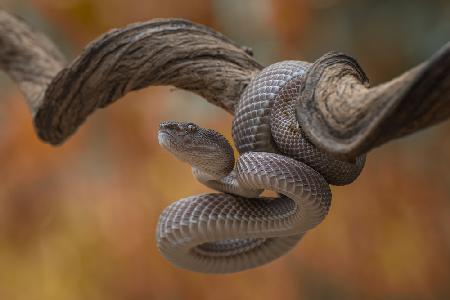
[157,61,365,273]
[0,12,365,274]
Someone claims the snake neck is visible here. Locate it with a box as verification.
[192,167,262,198]
[187,138,235,180]
[192,167,222,181]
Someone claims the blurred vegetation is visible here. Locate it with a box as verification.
[0,0,449,299]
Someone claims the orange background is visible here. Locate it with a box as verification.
[1,1,449,299]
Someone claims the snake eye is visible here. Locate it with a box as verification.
[187,123,197,133]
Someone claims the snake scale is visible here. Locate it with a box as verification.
[0,12,366,274]
[2,10,449,275]
[157,61,365,273]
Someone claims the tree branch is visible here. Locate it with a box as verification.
[0,11,65,111]
[0,11,262,145]
[1,10,449,158]
[296,42,450,159]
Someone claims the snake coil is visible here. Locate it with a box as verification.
[156,61,365,273]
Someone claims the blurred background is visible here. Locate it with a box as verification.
[0,0,449,299]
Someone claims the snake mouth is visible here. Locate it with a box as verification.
[158,130,176,148]
[158,129,172,137]
[158,130,188,156]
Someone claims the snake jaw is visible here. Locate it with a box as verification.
[158,122,194,163]
[158,121,235,179]
[157,130,174,148]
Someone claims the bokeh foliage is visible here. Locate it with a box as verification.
[0,0,450,299]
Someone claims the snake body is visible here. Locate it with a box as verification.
[0,12,445,275]
[158,123,331,273]
[232,61,365,185]
[157,61,365,273]
[0,12,362,274]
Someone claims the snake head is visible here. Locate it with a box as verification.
[158,121,235,177]
[158,121,201,149]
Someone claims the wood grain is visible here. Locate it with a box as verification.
[0,10,449,158]
[296,44,450,159]
[0,11,261,144]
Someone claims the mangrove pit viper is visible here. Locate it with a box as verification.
[0,12,367,274]
[157,61,365,273]
[2,10,449,276]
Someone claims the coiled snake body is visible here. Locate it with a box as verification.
[0,12,365,275]
[157,61,365,273]
[1,11,447,275]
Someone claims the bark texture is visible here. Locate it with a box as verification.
[296,43,450,159]
[0,11,262,144]
[0,11,65,111]
[0,10,449,158]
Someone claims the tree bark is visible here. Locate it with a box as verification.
[0,10,449,158]
[296,44,450,159]
[0,11,261,145]
[0,11,65,111]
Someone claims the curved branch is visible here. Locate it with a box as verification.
[0,11,66,111]
[296,42,450,159]
[2,10,449,156]
[0,11,262,145]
